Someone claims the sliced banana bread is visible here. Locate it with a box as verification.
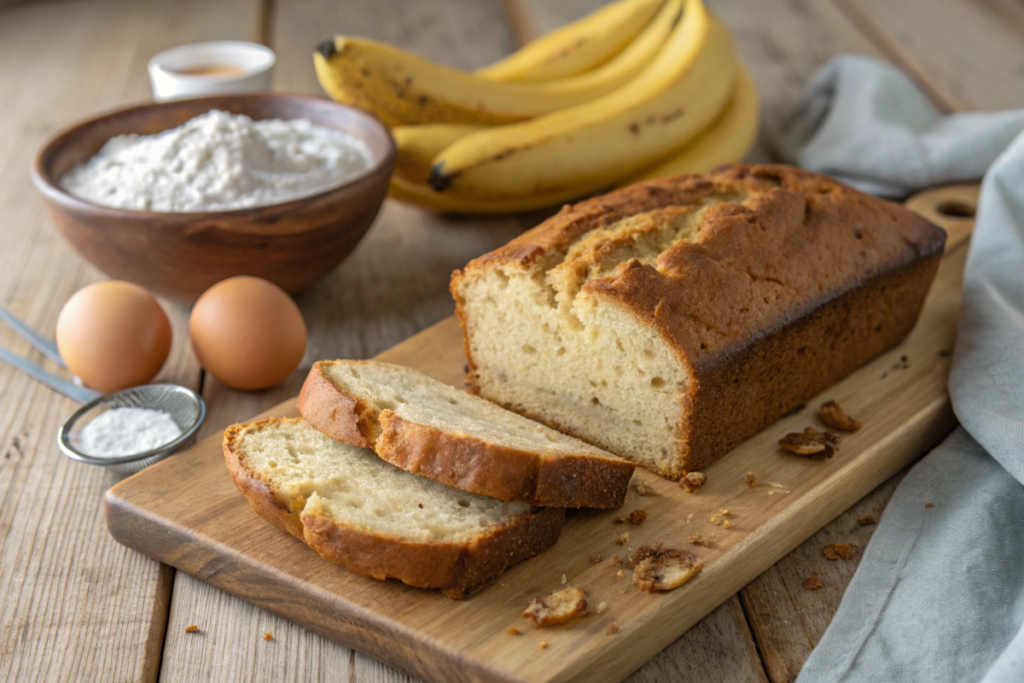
[451,164,947,478]
[223,417,564,598]
[298,360,634,508]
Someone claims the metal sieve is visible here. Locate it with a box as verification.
[58,384,206,475]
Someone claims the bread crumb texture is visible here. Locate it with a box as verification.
[453,164,945,478]
[822,543,854,560]
[803,570,822,590]
[679,471,706,493]
[523,586,588,626]
[632,543,703,591]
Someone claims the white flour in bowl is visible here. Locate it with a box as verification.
[59,109,374,212]
[79,407,183,457]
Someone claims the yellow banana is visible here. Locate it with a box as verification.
[477,0,663,82]
[394,124,484,181]
[428,2,739,197]
[312,0,681,127]
[389,175,596,215]
[619,65,759,184]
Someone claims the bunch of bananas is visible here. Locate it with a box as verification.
[314,0,758,214]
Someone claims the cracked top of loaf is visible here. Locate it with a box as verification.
[458,164,947,370]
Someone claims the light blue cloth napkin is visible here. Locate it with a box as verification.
[780,55,1024,683]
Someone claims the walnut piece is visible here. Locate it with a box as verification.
[822,543,853,560]
[679,471,707,493]
[522,586,587,626]
[820,401,862,431]
[802,572,822,590]
[628,509,648,525]
[780,427,841,458]
[632,544,704,592]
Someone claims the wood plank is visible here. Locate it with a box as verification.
[833,0,1024,112]
[739,469,906,683]
[0,0,261,680]
[158,1,536,681]
[108,204,970,682]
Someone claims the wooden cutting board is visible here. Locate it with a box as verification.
[106,185,978,683]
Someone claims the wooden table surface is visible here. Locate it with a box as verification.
[0,1,1020,681]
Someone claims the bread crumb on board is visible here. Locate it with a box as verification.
[508,627,519,635]
[590,554,603,564]
[856,515,876,526]
[539,641,548,649]
[616,531,629,545]
[722,520,731,529]
[606,623,620,635]
[746,472,759,487]
[523,586,587,626]
[628,509,648,525]
[803,570,822,590]
[780,427,841,458]
[263,632,273,641]
[185,625,199,633]
[560,573,567,585]
[679,471,707,493]
[616,570,625,578]
[820,401,862,431]
[634,481,648,496]
[925,503,935,508]
[689,532,714,547]
[633,544,703,592]
[596,602,607,614]
[709,508,732,525]
[822,543,854,561]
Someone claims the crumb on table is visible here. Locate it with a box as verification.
[522,586,587,626]
[803,570,822,590]
[263,632,272,641]
[616,531,629,545]
[746,472,759,487]
[590,554,602,564]
[822,543,854,560]
[539,641,548,649]
[606,623,620,635]
[185,625,198,633]
[628,509,648,525]
[632,543,704,592]
[679,471,707,493]
[689,532,714,547]
[820,400,863,431]
[508,627,519,635]
[857,515,876,526]
[925,503,934,508]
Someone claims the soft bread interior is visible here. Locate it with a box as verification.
[318,361,621,461]
[455,206,719,476]
[235,418,534,543]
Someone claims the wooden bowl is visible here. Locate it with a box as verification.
[32,94,395,302]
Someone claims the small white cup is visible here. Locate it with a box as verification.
[148,41,276,102]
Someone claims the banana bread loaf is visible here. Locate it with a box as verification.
[451,164,946,478]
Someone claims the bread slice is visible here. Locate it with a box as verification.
[223,417,565,598]
[451,164,946,478]
[297,360,635,508]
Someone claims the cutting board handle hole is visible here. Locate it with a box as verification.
[935,200,976,218]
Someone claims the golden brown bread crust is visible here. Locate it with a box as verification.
[222,417,566,598]
[297,361,635,508]
[302,506,565,599]
[223,420,305,539]
[452,164,947,476]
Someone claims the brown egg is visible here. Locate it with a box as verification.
[55,281,172,393]
[190,276,307,391]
